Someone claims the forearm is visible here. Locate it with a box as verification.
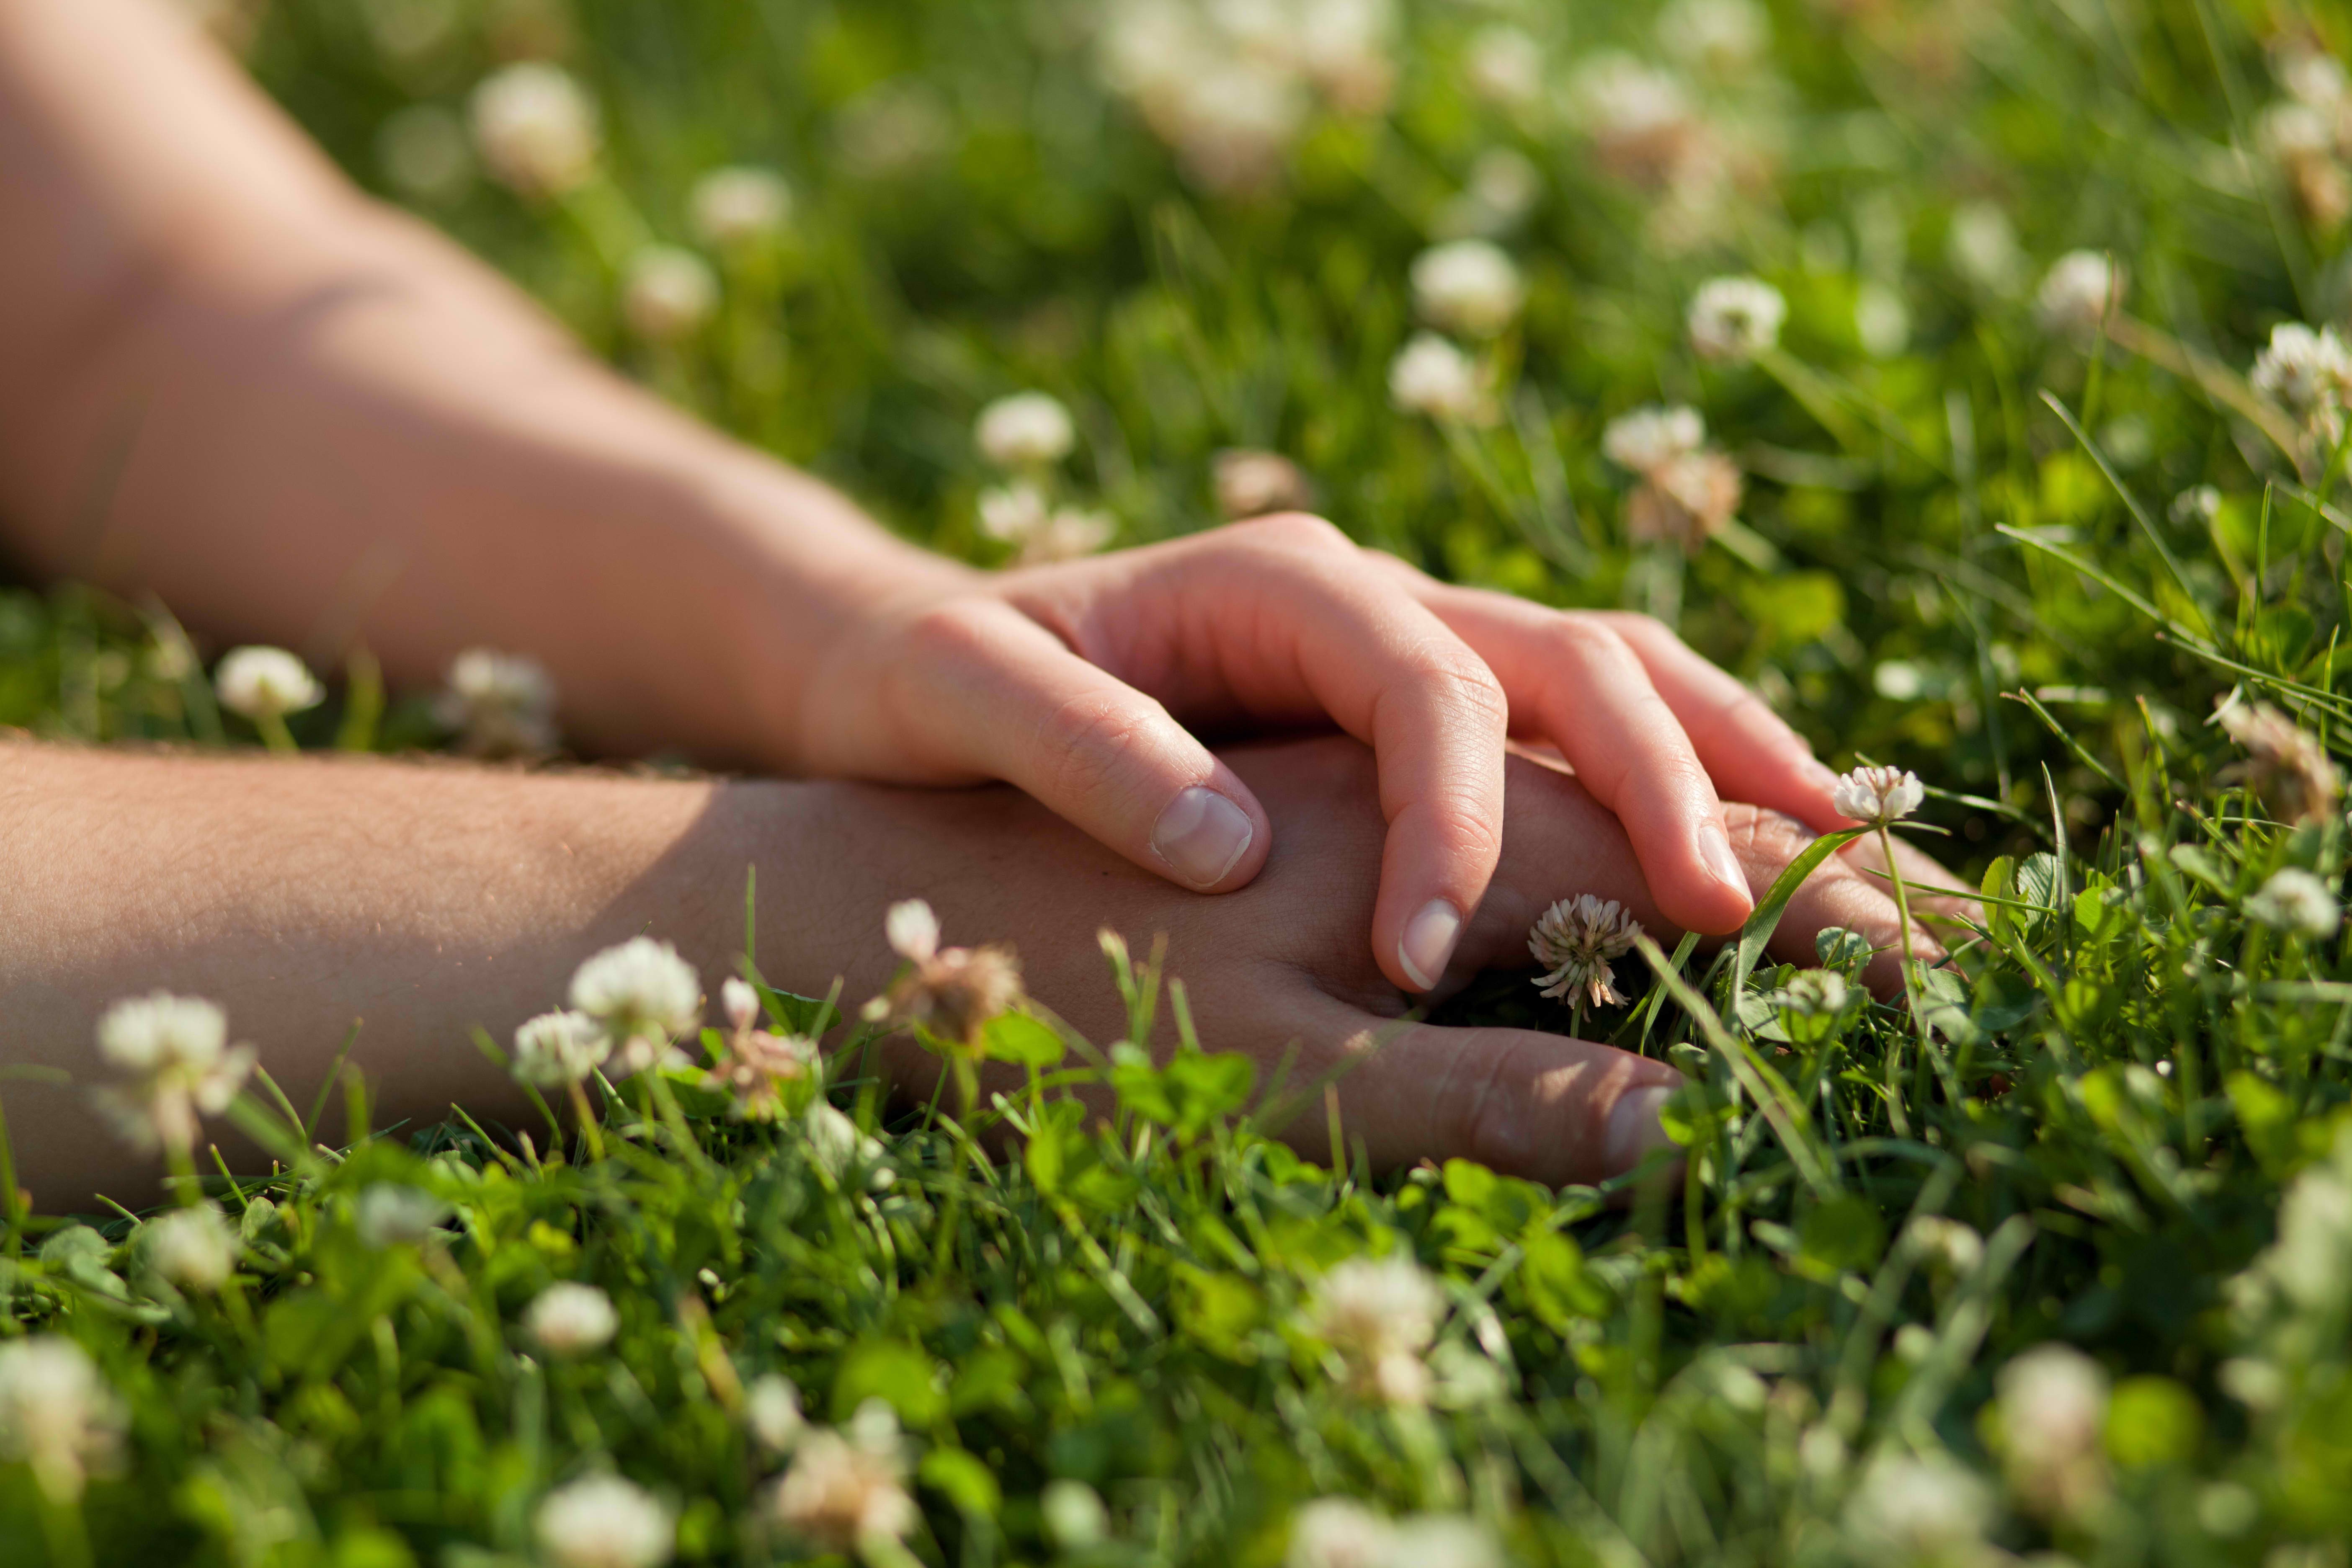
[0,741,872,1211]
[0,0,966,768]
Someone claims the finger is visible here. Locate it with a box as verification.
[1281,994,1684,1187]
[1384,565,1845,831]
[1417,593,1754,935]
[895,599,1272,892]
[1452,753,1932,999]
[1588,612,1847,828]
[1159,518,1512,995]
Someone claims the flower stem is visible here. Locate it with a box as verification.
[1879,824,1934,1057]
[257,712,298,755]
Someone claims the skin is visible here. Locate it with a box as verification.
[0,0,1853,1003]
[0,736,1960,1214]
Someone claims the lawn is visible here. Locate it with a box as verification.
[4,0,2352,1563]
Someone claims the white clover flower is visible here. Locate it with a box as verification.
[1437,147,1544,239]
[690,165,794,249]
[885,900,941,964]
[1947,201,2025,295]
[2280,46,2349,109]
[1658,0,1771,72]
[378,104,474,204]
[1687,275,1786,362]
[435,647,557,757]
[146,1205,238,1293]
[570,937,701,1074]
[2266,1154,2352,1310]
[1042,1478,1109,1550]
[805,1101,889,1186]
[1287,1497,1393,1568]
[1302,1253,1446,1406]
[980,487,1117,563]
[1387,333,1488,422]
[1906,1215,1984,1274]
[975,392,1077,469]
[214,646,324,723]
[1409,240,1525,338]
[92,993,257,1156]
[1996,1343,2110,1517]
[1214,449,1315,521]
[2248,867,2342,938]
[2173,484,2223,525]
[1831,765,1925,826]
[745,1373,806,1452]
[621,247,719,344]
[0,1338,124,1504]
[1463,25,1543,111]
[1529,895,1643,1009]
[772,1406,917,1552]
[354,1184,449,1250]
[1841,1451,1993,1560]
[535,1474,675,1568]
[526,1282,619,1357]
[2036,250,2124,337]
[2258,100,2337,161]
[1283,0,1398,113]
[1380,1517,1501,1568]
[720,977,763,1035]
[512,1010,611,1088]
[1601,404,1706,476]
[470,62,600,199]
[1564,52,1701,186]
[2250,321,2352,432]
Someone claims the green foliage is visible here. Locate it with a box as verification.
[15,0,2352,1563]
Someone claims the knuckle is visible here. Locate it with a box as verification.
[1410,650,1512,735]
[1545,617,1636,671]
[1416,795,1507,871]
[1723,803,1816,862]
[1592,609,1676,644]
[899,598,1001,664]
[1030,688,1166,809]
[1237,511,1353,554]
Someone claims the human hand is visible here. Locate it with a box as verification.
[794,516,1847,998]
[783,735,1957,1188]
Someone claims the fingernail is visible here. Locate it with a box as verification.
[1397,898,1463,991]
[1606,1083,1677,1174]
[1702,824,1749,900]
[1151,787,1255,888]
[1803,758,1844,793]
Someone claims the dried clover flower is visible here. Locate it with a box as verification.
[2219,699,2343,825]
[773,1402,917,1552]
[1529,895,1643,1009]
[861,899,1025,1050]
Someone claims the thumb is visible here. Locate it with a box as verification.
[897,600,1271,891]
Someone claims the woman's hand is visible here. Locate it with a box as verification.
[785,735,1957,1189]
[795,516,1849,998]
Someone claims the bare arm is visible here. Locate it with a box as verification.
[0,0,966,768]
[0,735,1947,1215]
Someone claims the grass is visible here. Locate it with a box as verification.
[6,0,2352,1563]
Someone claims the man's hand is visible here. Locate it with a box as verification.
[796,517,1849,999]
[793,736,1955,1190]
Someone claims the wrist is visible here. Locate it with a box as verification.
[662,443,981,774]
